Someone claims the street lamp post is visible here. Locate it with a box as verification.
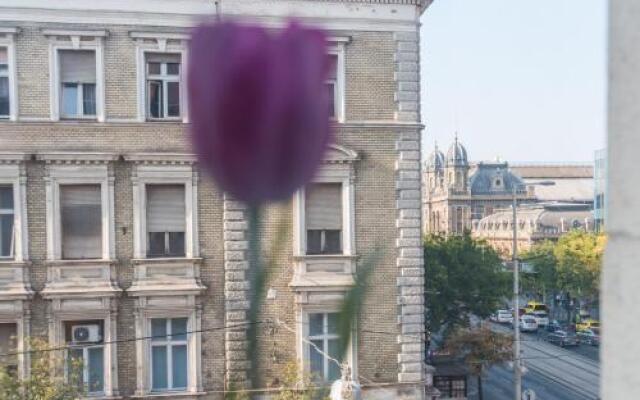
[512,181,554,400]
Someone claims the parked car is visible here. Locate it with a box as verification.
[493,309,513,324]
[546,319,563,333]
[547,330,579,347]
[514,316,538,332]
[576,319,600,332]
[577,328,600,346]
[530,311,549,327]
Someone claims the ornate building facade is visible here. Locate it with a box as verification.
[0,1,435,398]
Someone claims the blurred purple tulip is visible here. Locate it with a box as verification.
[188,21,333,204]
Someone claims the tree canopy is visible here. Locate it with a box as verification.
[424,233,511,336]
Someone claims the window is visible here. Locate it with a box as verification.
[305,183,342,255]
[0,47,9,118]
[65,320,104,394]
[150,318,188,392]
[60,185,102,260]
[471,205,485,221]
[59,50,97,118]
[0,323,17,375]
[326,54,338,118]
[146,185,186,258]
[146,53,181,119]
[0,185,14,258]
[306,312,341,382]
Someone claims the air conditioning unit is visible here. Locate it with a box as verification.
[71,325,102,344]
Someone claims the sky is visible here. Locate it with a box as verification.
[420,0,607,164]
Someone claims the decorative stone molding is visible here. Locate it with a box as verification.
[223,194,252,389]
[395,129,425,384]
[394,31,420,122]
[41,259,121,298]
[128,258,205,296]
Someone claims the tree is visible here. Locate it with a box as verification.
[444,326,513,400]
[0,337,84,400]
[521,240,558,298]
[554,231,606,298]
[424,233,511,336]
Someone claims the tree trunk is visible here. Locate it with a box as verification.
[477,375,483,400]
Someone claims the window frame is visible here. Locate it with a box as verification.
[0,28,18,121]
[0,159,28,262]
[327,41,346,123]
[66,342,105,395]
[41,159,116,261]
[299,307,355,384]
[0,184,15,259]
[131,32,189,123]
[60,81,97,119]
[145,57,182,121]
[149,317,189,392]
[45,30,106,122]
[305,312,341,382]
[145,183,187,258]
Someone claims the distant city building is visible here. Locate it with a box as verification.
[472,203,595,257]
[423,136,594,253]
[594,148,607,231]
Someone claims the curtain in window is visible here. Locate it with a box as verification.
[59,50,96,83]
[146,185,186,233]
[61,185,102,259]
[305,183,342,230]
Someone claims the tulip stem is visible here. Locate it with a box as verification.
[247,203,264,386]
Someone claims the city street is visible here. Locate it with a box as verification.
[473,324,600,400]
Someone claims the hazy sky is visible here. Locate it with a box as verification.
[420,0,607,163]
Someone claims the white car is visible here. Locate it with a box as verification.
[496,309,513,324]
[516,316,538,332]
[531,311,549,327]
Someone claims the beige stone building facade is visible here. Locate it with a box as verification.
[0,1,434,398]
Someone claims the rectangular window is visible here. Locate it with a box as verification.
[146,53,181,120]
[305,183,342,255]
[0,47,9,117]
[60,185,102,260]
[0,185,14,258]
[65,320,104,394]
[0,323,17,375]
[150,318,188,391]
[326,54,338,118]
[59,50,97,118]
[307,312,341,382]
[146,185,186,258]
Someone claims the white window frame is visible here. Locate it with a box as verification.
[149,317,189,392]
[47,297,118,397]
[40,155,116,261]
[146,57,182,121]
[133,300,202,396]
[293,145,357,258]
[0,157,28,262]
[60,81,97,119]
[298,307,356,383]
[0,28,19,121]
[66,341,106,396]
[44,30,106,122]
[328,37,348,123]
[131,32,189,123]
[128,155,198,260]
[0,315,30,381]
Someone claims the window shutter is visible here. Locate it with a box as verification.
[305,183,342,230]
[146,185,186,233]
[146,53,181,64]
[0,48,7,64]
[59,50,96,83]
[61,185,102,259]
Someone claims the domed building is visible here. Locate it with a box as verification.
[423,136,535,234]
[423,136,596,247]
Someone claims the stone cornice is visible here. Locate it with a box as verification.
[124,153,197,165]
[0,152,30,164]
[36,152,118,164]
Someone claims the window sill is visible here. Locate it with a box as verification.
[293,254,357,261]
[47,259,114,266]
[132,257,202,265]
[0,259,30,267]
[132,391,206,398]
[60,117,98,121]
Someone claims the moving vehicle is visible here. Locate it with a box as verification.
[547,330,579,347]
[576,319,600,332]
[546,320,563,333]
[525,301,548,314]
[530,310,549,327]
[514,316,538,332]
[577,328,600,346]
